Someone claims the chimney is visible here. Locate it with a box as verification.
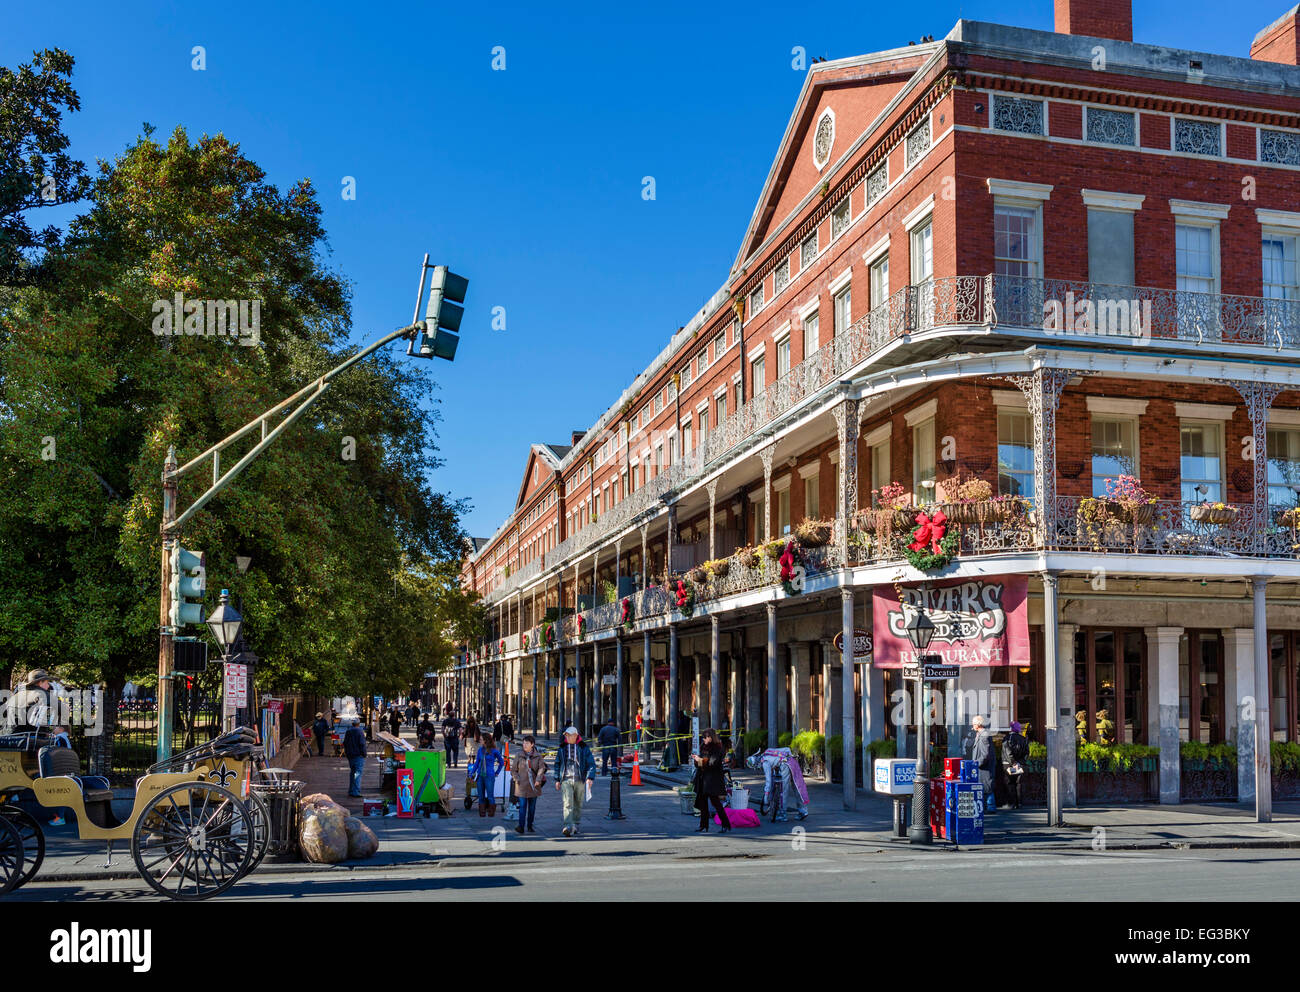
[1054,0,1133,42]
[571,430,585,446]
[1251,5,1300,65]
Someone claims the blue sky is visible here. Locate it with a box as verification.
[3,0,1289,539]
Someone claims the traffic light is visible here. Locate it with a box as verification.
[169,545,206,628]
[409,265,468,361]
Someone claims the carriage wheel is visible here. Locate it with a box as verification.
[241,791,271,878]
[0,805,44,890]
[131,782,254,901]
[0,818,25,897]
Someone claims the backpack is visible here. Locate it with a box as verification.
[1006,733,1029,764]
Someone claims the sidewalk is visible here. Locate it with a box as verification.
[20,729,1300,886]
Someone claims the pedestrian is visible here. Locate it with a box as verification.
[512,735,548,834]
[312,712,329,758]
[388,707,401,738]
[407,701,419,727]
[493,715,504,741]
[464,714,479,747]
[635,705,643,747]
[470,733,504,817]
[1002,721,1030,810]
[553,725,596,837]
[417,712,436,749]
[967,715,997,812]
[343,719,368,798]
[596,717,620,776]
[502,713,514,741]
[442,711,462,767]
[691,728,730,833]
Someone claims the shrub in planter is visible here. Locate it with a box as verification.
[791,730,825,761]
[777,731,793,748]
[741,730,768,754]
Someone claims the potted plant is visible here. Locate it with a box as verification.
[778,540,803,594]
[1190,502,1238,525]
[703,557,730,579]
[762,539,787,561]
[674,578,696,617]
[871,482,912,530]
[1106,475,1157,525]
[795,517,833,546]
[690,566,707,583]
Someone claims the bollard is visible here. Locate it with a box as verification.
[892,797,908,838]
[606,759,626,820]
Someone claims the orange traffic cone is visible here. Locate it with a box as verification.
[630,749,642,786]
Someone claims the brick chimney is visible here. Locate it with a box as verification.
[1251,5,1300,65]
[1054,0,1133,42]
[570,430,586,446]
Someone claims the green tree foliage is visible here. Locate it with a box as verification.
[0,125,466,721]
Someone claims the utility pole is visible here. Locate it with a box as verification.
[157,447,178,761]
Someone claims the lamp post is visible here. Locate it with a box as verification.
[905,605,936,845]
[205,590,243,732]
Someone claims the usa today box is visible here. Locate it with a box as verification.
[873,758,916,796]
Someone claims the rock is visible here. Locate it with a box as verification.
[343,816,379,859]
[301,792,345,811]
[299,801,349,863]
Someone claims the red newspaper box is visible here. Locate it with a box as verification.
[944,757,964,781]
[930,778,947,839]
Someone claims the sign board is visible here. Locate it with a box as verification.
[548,678,559,686]
[901,662,961,681]
[833,628,873,661]
[173,638,208,674]
[873,576,1029,669]
[691,716,699,758]
[265,698,284,714]
[653,665,670,680]
[223,662,248,708]
[642,695,655,720]
[602,675,617,685]
[396,767,414,817]
[873,757,917,796]
[565,677,577,688]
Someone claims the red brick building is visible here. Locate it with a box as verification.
[451,0,1300,813]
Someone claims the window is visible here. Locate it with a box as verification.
[1267,427,1300,508]
[751,497,766,543]
[1263,233,1300,300]
[1268,631,1300,742]
[1176,224,1216,295]
[734,380,743,413]
[698,409,708,444]
[912,418,935,496]
[1179,631,1224,744]
[910,222,933,285]
[831,198,850,239]
[681,423,692,458]
[1074,629,1146,744]
[778,488,791,536]
[679,363,691,390]
[833,286,850,336]
[749,285,764,316]
[777,336,791,377]
[1086,107,1136,146]
[1261,128,1300,167]
[654,445,663,476]
[668,433,677,466]
[751,354,766,396]
[992,94,1044,135]
[716,392,727,425]
[1088,208,1135,287]
[804,474,820,519]
[1091,418,1138,497]
[994,205,1040,278]
[1180,422,1223,502]
[870,439,891,501]
[997,410,1035,497]
[869,254,889,308]
[802,310,820,358]
[800,231,818,269]
[774,257,790,294]
[1174,118,1221,156]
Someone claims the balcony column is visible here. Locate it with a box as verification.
[746,648,763,737]
[729,640,742,753]
[832,398,860,557]
[640,526,649,589]
[616,635,625,732]
[766,603,778,747]
[820,640,834,782]
[642,630,652,762]
[1144,626,1184,805]
[1000,369,1094,544]
[1214,380,1284,550]
[1252,577,1272,822]
[840,587,857,809]
[531,650,538,734]
[710,615,722,730]
[1224,627,1256,806]
[668,623,680,767]
[667,504,678,580]
[760,445,776,543]
[707,479,718,561]
[790,642,811,733]
[1058,622,1078,807]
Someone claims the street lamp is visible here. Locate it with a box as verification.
[905,604,936,844]
[206,590,244,731]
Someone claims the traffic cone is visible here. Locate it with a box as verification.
[630,749,642,786]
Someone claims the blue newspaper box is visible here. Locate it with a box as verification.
[944,781,984,845]
[959,758,980,783]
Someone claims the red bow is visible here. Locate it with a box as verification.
[908,509,948,554]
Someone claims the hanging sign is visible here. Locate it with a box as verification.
[873,576,1028,669]
[833,628,873,661]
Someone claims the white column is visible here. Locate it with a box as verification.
[1058,622,1078,807]
[820,641,835,781]
[1252,577,1272,822]
[790,642,811,732]
[1148,626,1184,805]
[841,588,856,809]
[1224,627,1256,805]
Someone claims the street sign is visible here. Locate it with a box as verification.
[224,662,248,708]
[902,662,961,681]
[265,699,284,714]
[173,638,208,674]
[602,675,617,685]
[833,628,872,661]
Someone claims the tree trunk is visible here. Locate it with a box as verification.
[90,677,124,779]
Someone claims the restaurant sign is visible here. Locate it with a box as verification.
[872,576,1028,669]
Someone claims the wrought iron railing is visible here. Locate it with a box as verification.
[479,275,1300,604]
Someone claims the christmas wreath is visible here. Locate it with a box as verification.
[903,509,958,571]
[577,614,586,639]
[523,633,530,650]
[499,639,506,654]
[620,596,634,629]
[540,620,556,647]
[675,578,695,618]
[778,539,803,595]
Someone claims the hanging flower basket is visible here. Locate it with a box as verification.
[794,519,833,546]
[738,546,760,569]
[1190,504,1238,525]
[1124,502,1157,525]
[703,558,730,579]
[690,567,707,584]
[902,509,958,572]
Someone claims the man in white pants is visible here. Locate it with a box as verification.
[553,726,596,836]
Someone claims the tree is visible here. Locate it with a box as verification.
[0,125,465,771]
[0,48,91,287]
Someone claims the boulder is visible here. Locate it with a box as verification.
[343,816,379,859]
[299,801,349,863]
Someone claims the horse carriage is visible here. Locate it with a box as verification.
[0,726,272,900]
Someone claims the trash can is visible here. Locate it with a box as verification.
[677,787,696,814]
[252,781,303,860]
[729,786,749,810]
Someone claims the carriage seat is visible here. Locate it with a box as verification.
[38,746,113,803]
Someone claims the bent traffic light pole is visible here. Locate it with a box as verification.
[154,317,425,762]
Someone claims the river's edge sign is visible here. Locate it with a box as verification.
[872,576,1028,668]
[833,627,873,661]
